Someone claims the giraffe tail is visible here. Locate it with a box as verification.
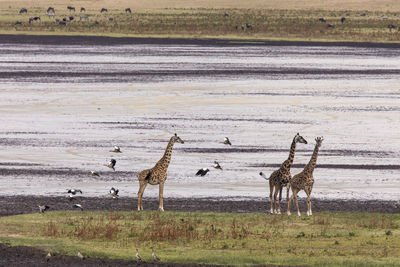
[259,172,269,180]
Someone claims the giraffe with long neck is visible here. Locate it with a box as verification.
[137,133,184,211]
[265,133,307,214]
[287,137,323,216]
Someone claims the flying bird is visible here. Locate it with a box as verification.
[213,161,222,170]
[109,187,119,199]
[151,247,160,262]
[109,146,122,153]
[259,172,269,180]
[90,170,100,176]
[196,168,210,176]
[104,158,116,171]
[221,137,232,145]
[135,248,142,262]
[67,189,82,195]
[38,205,50,213]
[73,204,83,211]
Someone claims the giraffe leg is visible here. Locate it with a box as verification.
[269,181,274,214]
[277,187,283,214]
[273,186,279,214]
[287,191,294,216]
[137,181,147,211]
[158,182,165,212]
[293,189,301,217]
[306,187,313,216]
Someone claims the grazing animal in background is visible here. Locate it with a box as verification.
[151,247,160,262]
[125,8,132,13]
[213,161,222,170]
[67,189,82,195]
[69,16,74,21]
[381,15,389,20]
[223,12,229,17]
[77,251,84,259]
[29,16,40,23]
[73,204,83,211]
[67,6,75,12]
[59,21,66,26]
[341,17,346,23]
[287,137,324,217]
[246,23,252,29]
[360,13,366,16]
[100,8,108,13]
[90,170,100,176]
[234,25,238,30]
[327,24,334,28]
[80,14,89,21]
[38,205,50,213]
[388,24,396,32]
[221,137,231,145]
[196,168,209,176]
[135,249,142,262]
[110,146,122,153]
[47,7,55,14]
[46,11,55,18]
[80,7,86,12]
[109,17,114,22]
[318,17,326,23]
[15,21,22,25]
[109,187,119,199]
[62,17,68,22]
[137,133,184,211]
[19,8,27,14]
[104,158,116,171]
[266,133,308,215]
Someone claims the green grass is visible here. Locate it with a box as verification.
[2,7,400,42]
[0,210,400,266]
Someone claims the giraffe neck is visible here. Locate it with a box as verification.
[158,137,175,170]
[281,137,296,170]
[304,143,320,174]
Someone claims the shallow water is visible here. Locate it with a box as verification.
[0,41,399,201]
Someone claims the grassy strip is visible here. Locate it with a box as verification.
[0,210,399,266]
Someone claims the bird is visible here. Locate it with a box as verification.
[221,137,231,145]
[90,170,100,176]
[151,247,160,262]
[104,159,116,171]
[109,187,119,199]
[213,161,222,170]
[109,146,122,153]
[67,189,82,195]
[38,205,50,213]
[66,194,75,201]
[135,248,142,262]
[46,252,52,261]
[259,172,269,180]
[77,251,84,259]
[196,168,209,176]
[73,204,83,211]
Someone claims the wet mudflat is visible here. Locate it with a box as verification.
[0,35,399,202]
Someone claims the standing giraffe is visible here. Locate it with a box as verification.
[266,133,308,214]
[287,137,323,217]
[137,133,184,211]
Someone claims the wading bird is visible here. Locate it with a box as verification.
[77,251,84,259]
[90,170,100,176]
[151,247,160,262]
[221,137,231,145]
[104,158,116,170]
[135,248,142,262]
[213,161,222,170]
[67,189,82,195]
[109,146,121,153]
[109,187,119,199]
[73,204,83,211]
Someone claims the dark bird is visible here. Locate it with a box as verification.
[90,170,100,176]
[38,205,50,213]
[135,249,142,262]
[109,187,119,199]
[221,137,231,145]
[125,8,132,13]
[73,204,83,211]
[151,247,160,262]
[110,146,122,153]
[104,158,116,171]
[213,161,222,170]
[19,8,27,14]
[259,172,269,180]
[196,168,209,176]
[77,251,84,259]
[67,189,82,195]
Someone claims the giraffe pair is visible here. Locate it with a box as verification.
[266,134,323,216]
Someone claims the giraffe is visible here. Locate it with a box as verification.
[266,133,308,214]
[137,133,184,211]
[287,137,323,217]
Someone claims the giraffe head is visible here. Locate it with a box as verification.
[173,133,184,144]
[294,133,308,144]
[315,136,324,147]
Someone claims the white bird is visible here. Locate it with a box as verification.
[259,172,269,180]
[77,251,84,259]
[73,204,83,211]
[109,187,119,199]
[151,247,160,262]
[221,137,232,145]
[104,159,116,171]
[135,248,142,262]
[109,146,122,153]
[67,189,82,195]
[213,161,222,170]
[196,168,209,176]
[90,170,100,176]
[38,205,50,213]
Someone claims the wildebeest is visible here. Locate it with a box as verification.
[109,17,114,22]
[69,16,74,21]
[341,17,346,23]
[62,17,68,22]
[47,7,55,14]
[67,6,75,12]
[19,8,27,14]
[100,8,108,13]
[223,12,229,17]
[388,24,396,32]
[80,14,89,21]
[59,21,67,26]
[125,8,131,13]
[15,20,22,25]
[327,23,334,28]
[80,7,86,12]
[246,23,252,30]
[318,17,326,23]
[29,16,40,23]
[46,12,55,18]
